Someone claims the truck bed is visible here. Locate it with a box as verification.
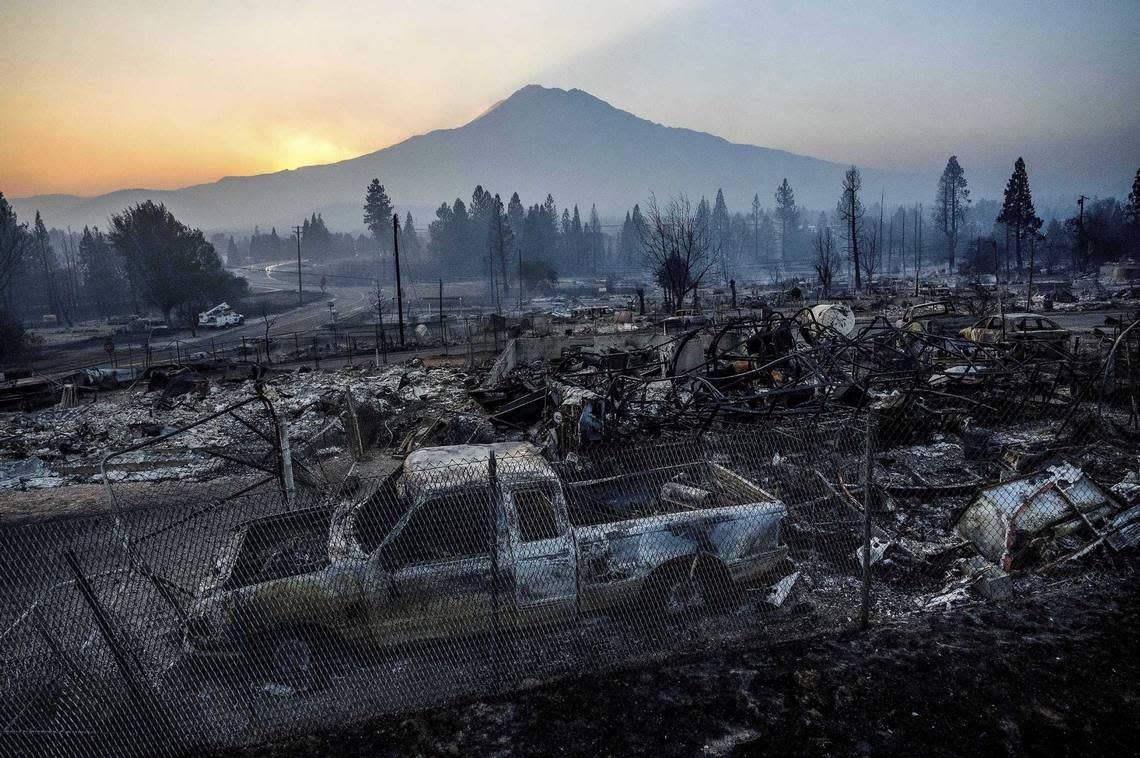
[565,460,774,527]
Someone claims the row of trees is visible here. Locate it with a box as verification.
[420,189,606,279]
[648,160,1140,305]
[810,159,1140,295]
[356,177,818,292]
[0,194,246,354]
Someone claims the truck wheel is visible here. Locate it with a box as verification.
[272,637,314,691]
[644,559,738,622]
[260,632,334,693]
[661,572,708,617]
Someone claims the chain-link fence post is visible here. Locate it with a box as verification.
[861,408,876,630]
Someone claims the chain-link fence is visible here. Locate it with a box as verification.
[0,424,877,755]
[1,316,1138,756]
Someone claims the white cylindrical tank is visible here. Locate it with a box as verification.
[805,303,856,338]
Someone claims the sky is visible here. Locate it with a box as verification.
[2,0,1138,199]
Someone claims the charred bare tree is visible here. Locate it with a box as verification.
[859,224,880,287]
[34,212,71,326]
[837,166,865,292]
[639,194,717,312]
[814,223,839,297]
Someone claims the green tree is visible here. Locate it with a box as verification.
[996,157,1042,269]
[78,227,125,316]
[363,179,394,255]
[570,205,584,268]
[0,192,33,298]
[400,212,422,260]
[1125,167,1140,251]
[933,155,970,271]
[109,201,245,324]
[519,259,558,293]
[302,213,332,261]
[506,192,525,241]
[588,204,603,273]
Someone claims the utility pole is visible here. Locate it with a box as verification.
[292,225,303,307]
[438,279,446,354]
[878,190,884,282]
[1077,194,1088,273]
[913,205,921,298]
[392,213,405,347]
[518,247,524,314]
[993,239,1006,341]
[887,217,894,277]
[1026,231,1036,311]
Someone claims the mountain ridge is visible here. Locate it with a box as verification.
[11,85,930,233]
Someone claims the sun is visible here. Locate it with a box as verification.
[268,132,359,172]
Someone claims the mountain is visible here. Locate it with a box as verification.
[15,85,927,233]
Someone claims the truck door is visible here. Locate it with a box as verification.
[367,487,495,645]
[506,482,577,626]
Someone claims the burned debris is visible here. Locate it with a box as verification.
[0,295,1137,757]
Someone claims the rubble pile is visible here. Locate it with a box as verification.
[0,362,477,490]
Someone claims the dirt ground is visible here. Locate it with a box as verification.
[206,556,1139,757]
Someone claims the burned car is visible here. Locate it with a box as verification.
[183,442,789,687]
[896,301,975,338]
[959,312,1071,353]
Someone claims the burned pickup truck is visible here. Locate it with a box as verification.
[183,443,788,685]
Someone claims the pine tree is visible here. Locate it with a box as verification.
[933,156,970,271]
[996,158,1042,269]
[588,204,603,273]
[712,189,731,283]
[363,179,394,254]
[774,179,798,273]
[758,212,775,263]
[751,194,762,264]
[428,202,456,264]
[631,204,645,237]
[452,198,471,273]
[507,192,525,241]
[570,205,584,268]
[401,212,422,259]
[1125,167,1140,229]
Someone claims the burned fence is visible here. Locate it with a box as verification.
[0,429,879,756]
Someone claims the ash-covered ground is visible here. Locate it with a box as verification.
[212,557,1139,757]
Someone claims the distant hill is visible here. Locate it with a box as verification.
[9,85,958,233]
